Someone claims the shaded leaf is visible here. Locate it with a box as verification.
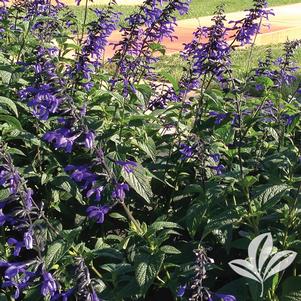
[0,96,18,117]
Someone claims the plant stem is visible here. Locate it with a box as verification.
[120,202,142,233]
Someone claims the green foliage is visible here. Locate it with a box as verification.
[0,1,301,301]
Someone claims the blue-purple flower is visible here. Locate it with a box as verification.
[23,230,33,250]
[0,208,5,226]
[51,288,74,301]
[180,143,195,160]
[24,188,33,210]
[230,0,274,46]
[1,261,35,300]
[87,205,110,224]
[7,238,24,256]
[210,293,236,301]
[112,183,129,202]
[176,284,187,297]
[85,131,95,149]
[209,153,221,163]
[86,186,104,202]
[209,164,225,175]
[209,111,228,125]
[43,128,80,153]
[41,272,57,297]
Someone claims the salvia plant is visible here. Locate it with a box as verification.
[0,0,301,300]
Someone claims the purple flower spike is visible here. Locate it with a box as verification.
[87,205,110,224]
[112,183,129,202]
[24,188,33,210]
[41,272,57,297]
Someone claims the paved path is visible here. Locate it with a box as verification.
[63,0,143,5]
[105,3,301,57]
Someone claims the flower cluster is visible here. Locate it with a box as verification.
[24,0,66,41]
[110,0,191,95]
[177,248,236,301]
[229,0,274,46]
[0,144,51,299]
[182,6,231,90]
[74,257,100,301]
[19,46,63,121]
[73,1,120,90]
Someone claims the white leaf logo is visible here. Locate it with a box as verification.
[229,232,296,297]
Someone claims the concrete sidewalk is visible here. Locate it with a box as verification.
[63,0,142,5]
[105,3,301,57]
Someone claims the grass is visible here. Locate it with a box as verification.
[69,0,301,24]
[154,44,301,81]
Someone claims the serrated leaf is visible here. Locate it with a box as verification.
[135,252,165,292]
[0,69,12,84]
[132,137,156,162]
[101,263,132,275]
[92,248,123,260]
[150,221,181,231]
[0,96,18,117]
[256,184,288,205]
[122,164,153,203]
[0,189,10,202]
[45,240,67,268]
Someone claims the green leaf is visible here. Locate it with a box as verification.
[255,184,288,207]
[122,164,153,203]
[266,127,279,143]
[0,114,22,130]
[0,67,12,84]
[135,252,165,292]
[132,137,156,162]
[159,71,179,94]
[149,42,166,55]
[202,210,240,239]
[44,228,81,268]
[52,175,84,204]
[0,189,10,202]
[0,96,18,117]
[45,240,68,268]
[150,221,181,231]
[160,245,181,254]
[281,276,301,301]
